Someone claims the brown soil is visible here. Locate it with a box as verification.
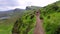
[34,10,45,34]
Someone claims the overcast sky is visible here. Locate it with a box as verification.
[0,0,59,11]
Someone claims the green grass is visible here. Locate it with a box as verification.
[0,15,19,34]
[0,22,13,34]
[0,1,60,34]
[43,12,60,34]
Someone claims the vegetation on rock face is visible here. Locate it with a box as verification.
[12,10,36,34]
[40,1,60,34]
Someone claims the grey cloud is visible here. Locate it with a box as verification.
[0,0,21,11]
[0,0,20,7]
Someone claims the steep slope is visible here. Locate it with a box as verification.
[12,1,60,34]
[0,8,25,34]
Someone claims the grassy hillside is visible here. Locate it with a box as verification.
[0,9,25,34]
[12,1,60,34]
[0,1,60,34]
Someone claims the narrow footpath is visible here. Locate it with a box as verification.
[34,10,45,34]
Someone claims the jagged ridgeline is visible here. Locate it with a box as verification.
[12,1,60,34]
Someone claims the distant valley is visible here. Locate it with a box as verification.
[0,8,25,20]
[0,6,41,20]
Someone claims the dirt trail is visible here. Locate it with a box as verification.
[12,10,45,34]
[34,10,45,34]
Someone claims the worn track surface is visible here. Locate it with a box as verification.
[34,10,45,34]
